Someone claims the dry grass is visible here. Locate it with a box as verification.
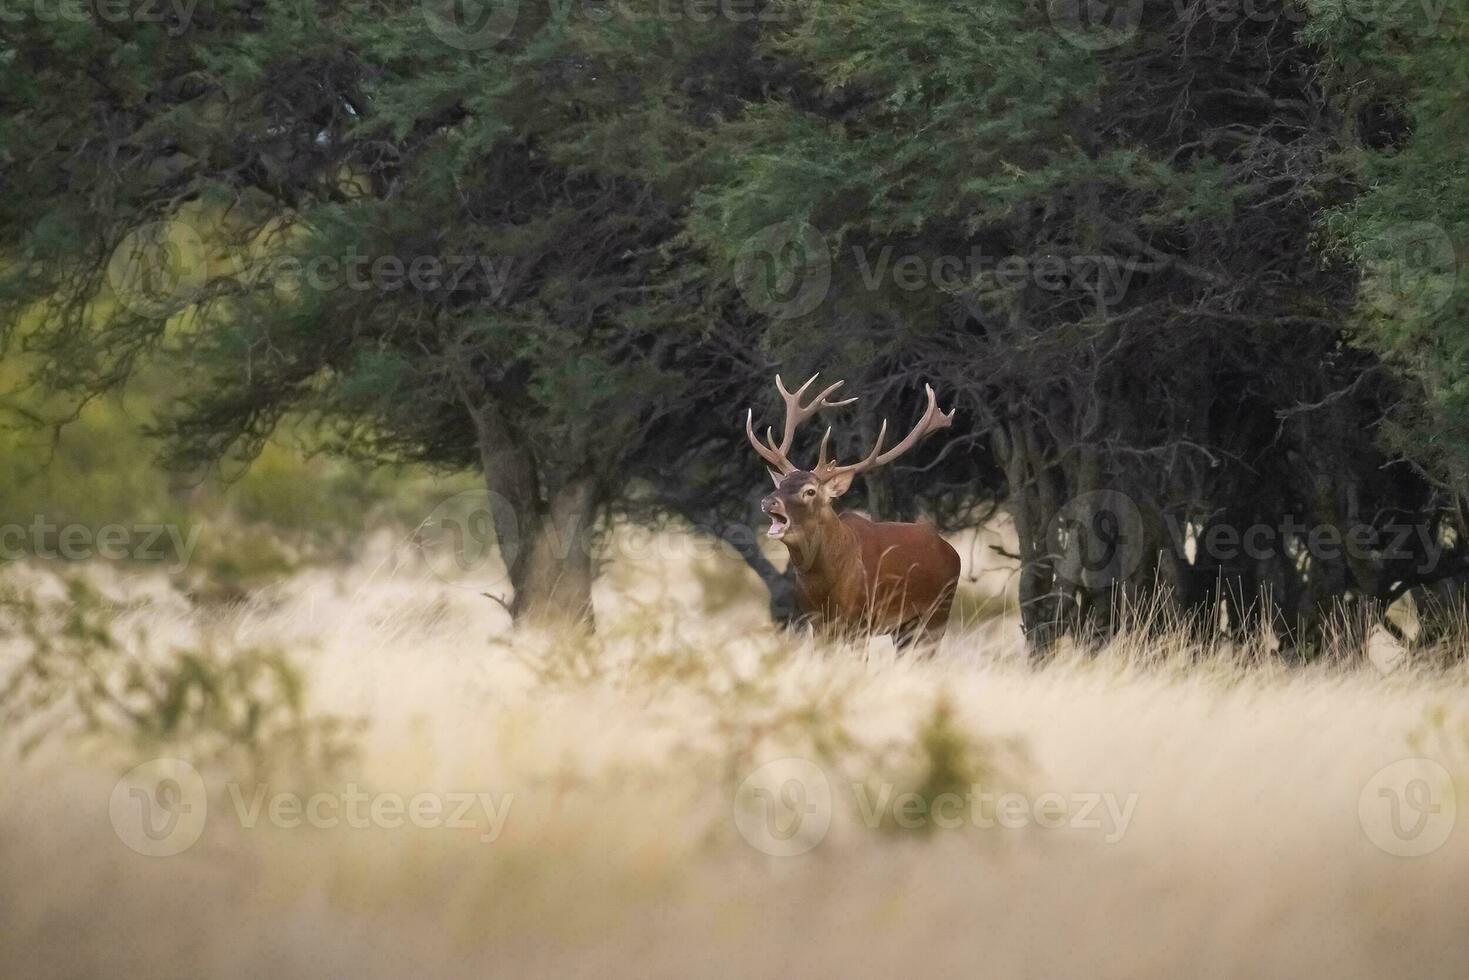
[4,530,1469,978]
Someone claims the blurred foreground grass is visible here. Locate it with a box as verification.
[2,547,1469,978]
[4,343,1469,977]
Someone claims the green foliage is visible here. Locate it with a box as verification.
[0,576,359,777]
[0,302,467,583]
[1313,0,1469,481]
[0,391,185,535]
[0,371,461,585]
[693,0,1100,239]
[4,0,1469,640]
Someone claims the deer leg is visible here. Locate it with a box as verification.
[895,593,954,656]
[893,619,937,657]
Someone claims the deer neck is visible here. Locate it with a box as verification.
[785,511,862,591]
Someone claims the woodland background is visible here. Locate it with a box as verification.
[2,0,1468,646]
[5,5,1469,977]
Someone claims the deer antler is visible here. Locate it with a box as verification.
[744,373,857,476]
[811,383,954,485]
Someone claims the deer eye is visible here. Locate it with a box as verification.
[803,487,817,498]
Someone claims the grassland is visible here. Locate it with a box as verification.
[3,523,1469,979]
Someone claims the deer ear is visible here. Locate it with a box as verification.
[768,469,783,489]
[822,472,855,498]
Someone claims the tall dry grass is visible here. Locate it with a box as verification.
[3,529,1469,978]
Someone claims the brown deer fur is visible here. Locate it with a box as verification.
[746,375,962,647]
[762,473,960,644]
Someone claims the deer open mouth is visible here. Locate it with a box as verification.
[767,501,790,538]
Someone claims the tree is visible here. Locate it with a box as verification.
[681,0,1469,654]
[0,0,794,625]
[1311,0,1469,479]
[4,0,1467,651]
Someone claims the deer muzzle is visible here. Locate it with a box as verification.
[761,496,790,539]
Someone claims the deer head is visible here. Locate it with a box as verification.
[745,374,955,545]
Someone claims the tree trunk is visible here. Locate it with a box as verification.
[458,380,600,630]
[509,475,598,629]
[995,423,1065,655]
[719,525,801,627]
[671,504,802,626]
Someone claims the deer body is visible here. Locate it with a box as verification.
[747,376,962,648]
[781,506,960,642]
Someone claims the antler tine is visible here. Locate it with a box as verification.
[745,408,791,473]
[774,373,816,402]
[814,384,954,483]
[746,372,865,477]
[818,383,859,410]
[763,425,784,455]
[773,374,856,456]
[852,419,889,471]
[817,426,834,469]
[869,384,954,469]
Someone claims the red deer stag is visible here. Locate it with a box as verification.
[745,374,961,648]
